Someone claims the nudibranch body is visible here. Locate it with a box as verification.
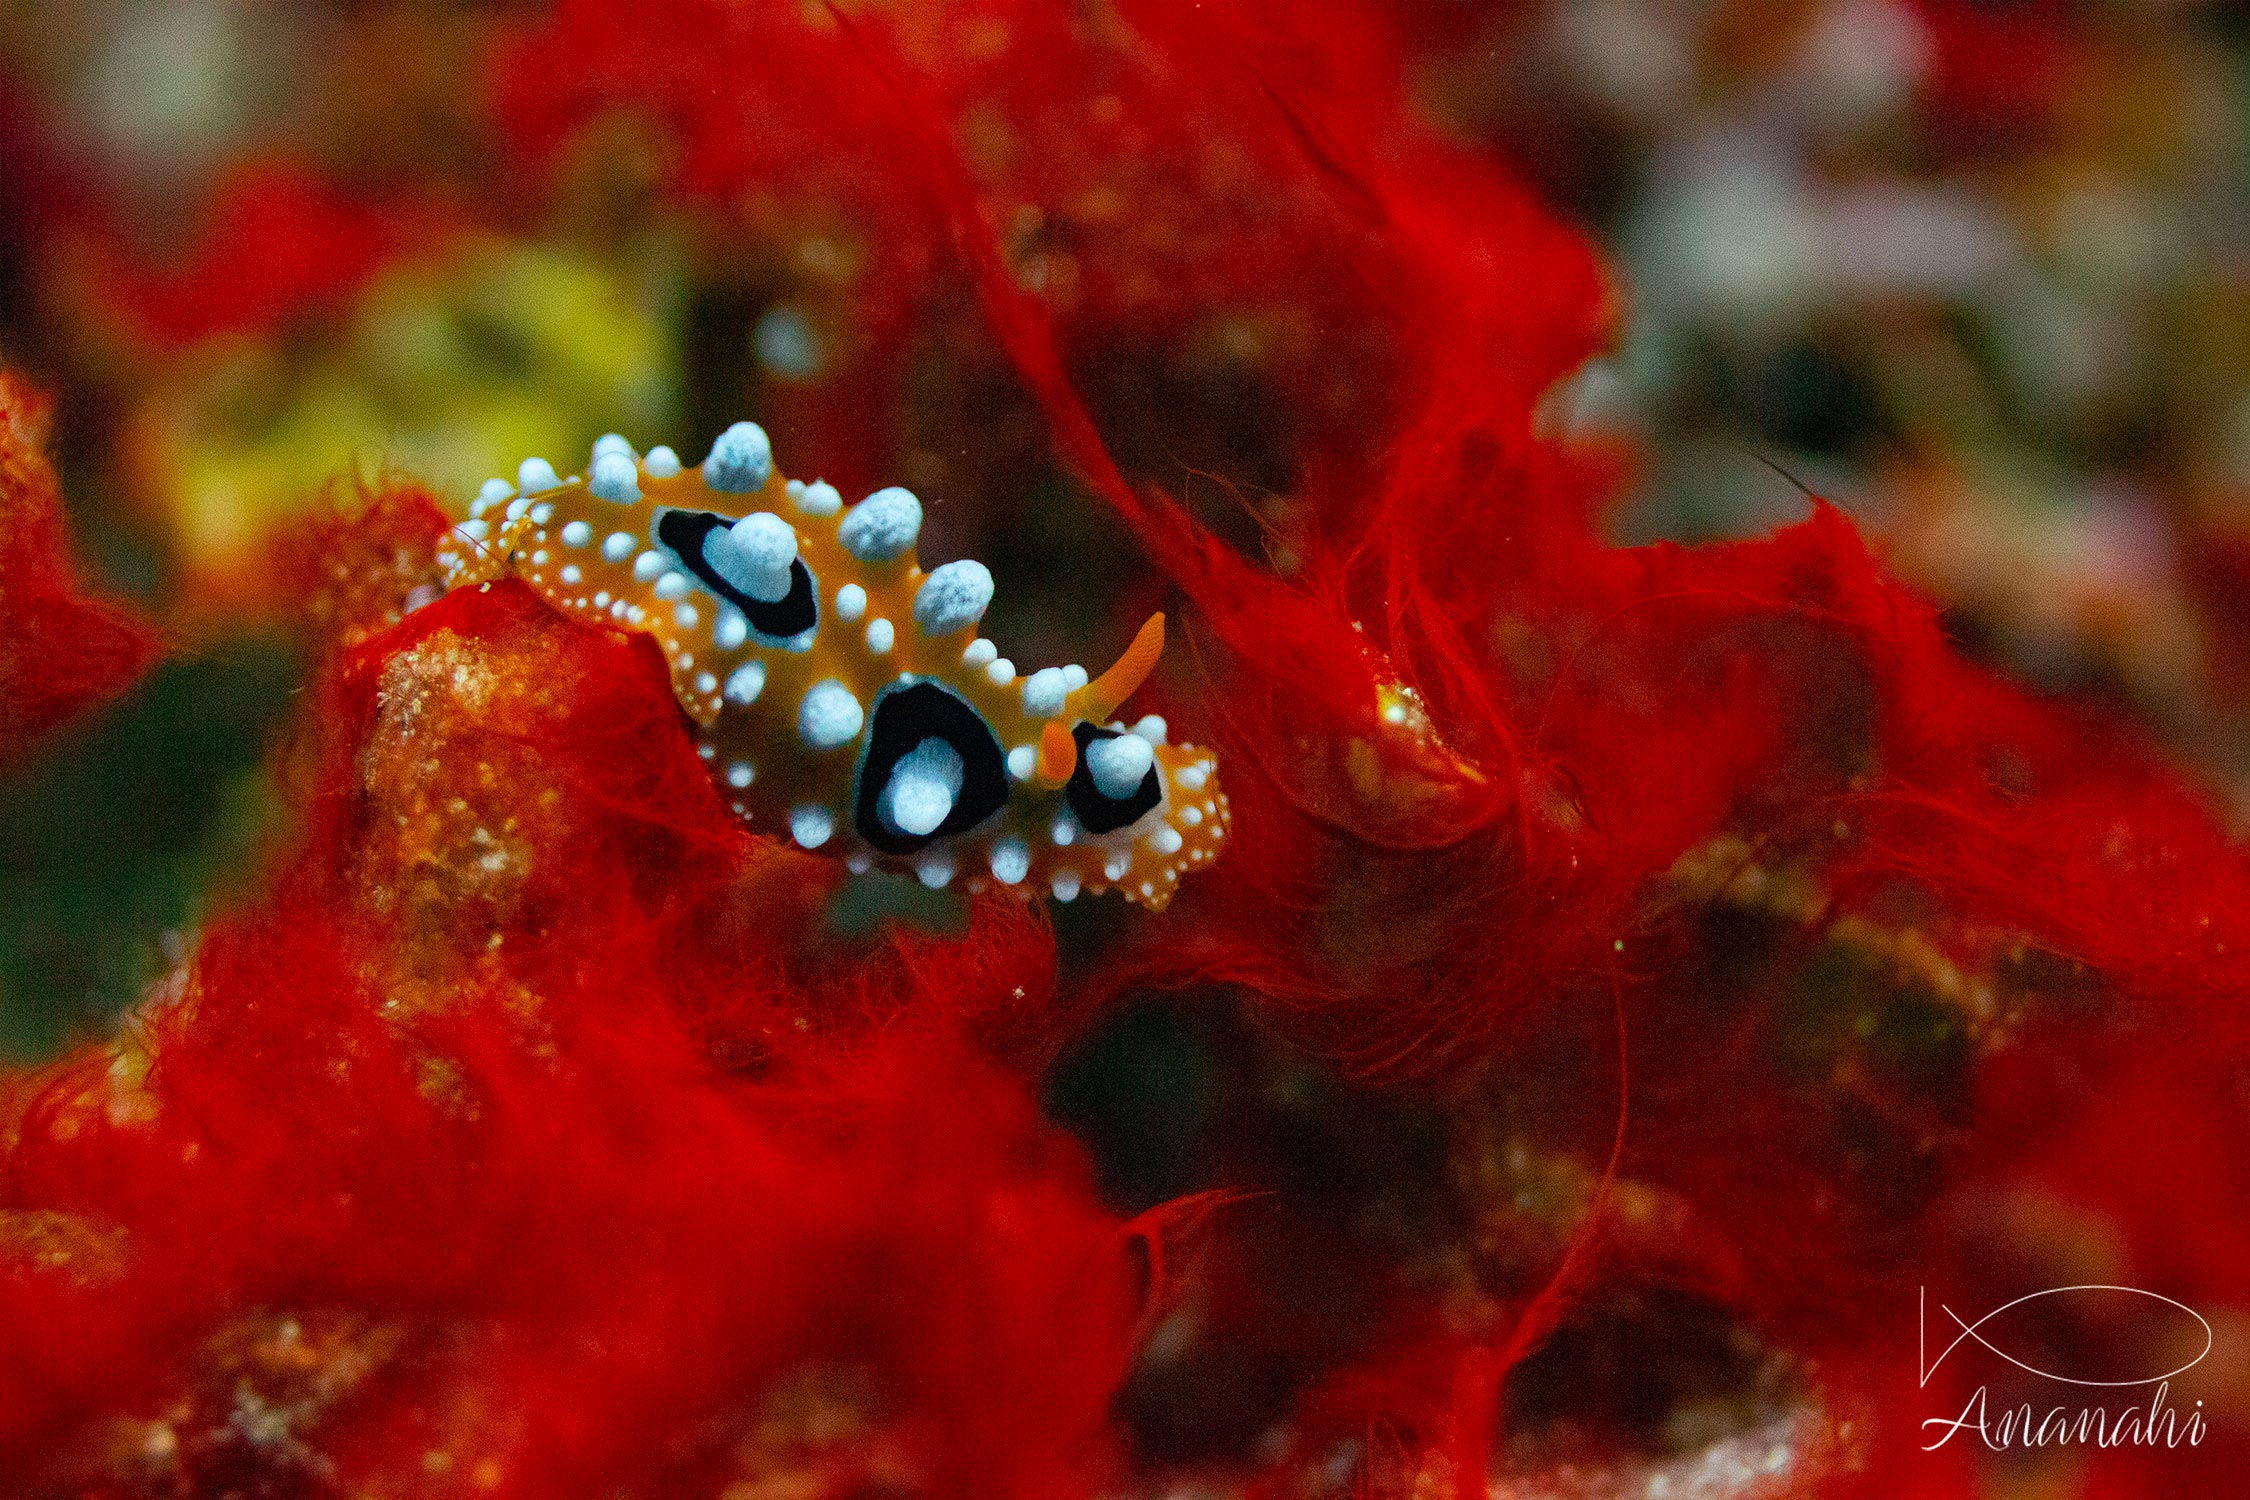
[436,424,1228,907]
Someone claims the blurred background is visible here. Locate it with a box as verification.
[1,0,2247,1060]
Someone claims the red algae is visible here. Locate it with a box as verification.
[0,372,154,760]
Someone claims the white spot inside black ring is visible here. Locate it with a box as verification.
[1066,722,1162,834]
[653,507,818,649]
[852,679,1009,856]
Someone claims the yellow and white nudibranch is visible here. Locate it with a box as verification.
[437,423,1229,907]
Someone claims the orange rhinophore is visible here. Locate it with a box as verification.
[437,423,1228,907]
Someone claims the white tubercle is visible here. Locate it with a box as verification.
[1006,745,1037,781]
[912,560,994,637]
[593,432,636,462]
[723,660,766,706]
[881,737,965,837]
[559,520,593,548]
[1085,733,1154,799]
[865,618,895,655]
[589,452,641,504]
[517,457,562,493]
[1131,715,1168,745]
[789,804,834,849]
[1061,664,1089,692]
[644,445,682,479]
[1052,869,1082,901]
[704,421,773,494]
[477,478,515,511]
[961,638,998,668]
[794,480,842,516]
[988,837,1031,885]
[798,680,864,750]
[838,487,921,562]
[1021,668,1068,717]
[709,512,797,602]
[834,583,868,621]
[916,853,955,889]
[602,533,637,563]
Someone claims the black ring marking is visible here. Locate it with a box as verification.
[653,507,819,648]
[852,679,1010,857]
[1065,722,1162,834]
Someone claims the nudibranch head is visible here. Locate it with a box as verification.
[436,425,1229,907]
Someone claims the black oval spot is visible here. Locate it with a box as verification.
[1066,722,1161,834]
[853,680,1010,856]
[653,507,819,647]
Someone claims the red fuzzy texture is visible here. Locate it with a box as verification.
[0,372,154,759]
[0,580,1128,1495]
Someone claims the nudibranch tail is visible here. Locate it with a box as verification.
[434,423,1230,908]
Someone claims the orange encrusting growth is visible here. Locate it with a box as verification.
[436,426,1228,908]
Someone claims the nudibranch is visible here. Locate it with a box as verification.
[436,424,1229,907]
